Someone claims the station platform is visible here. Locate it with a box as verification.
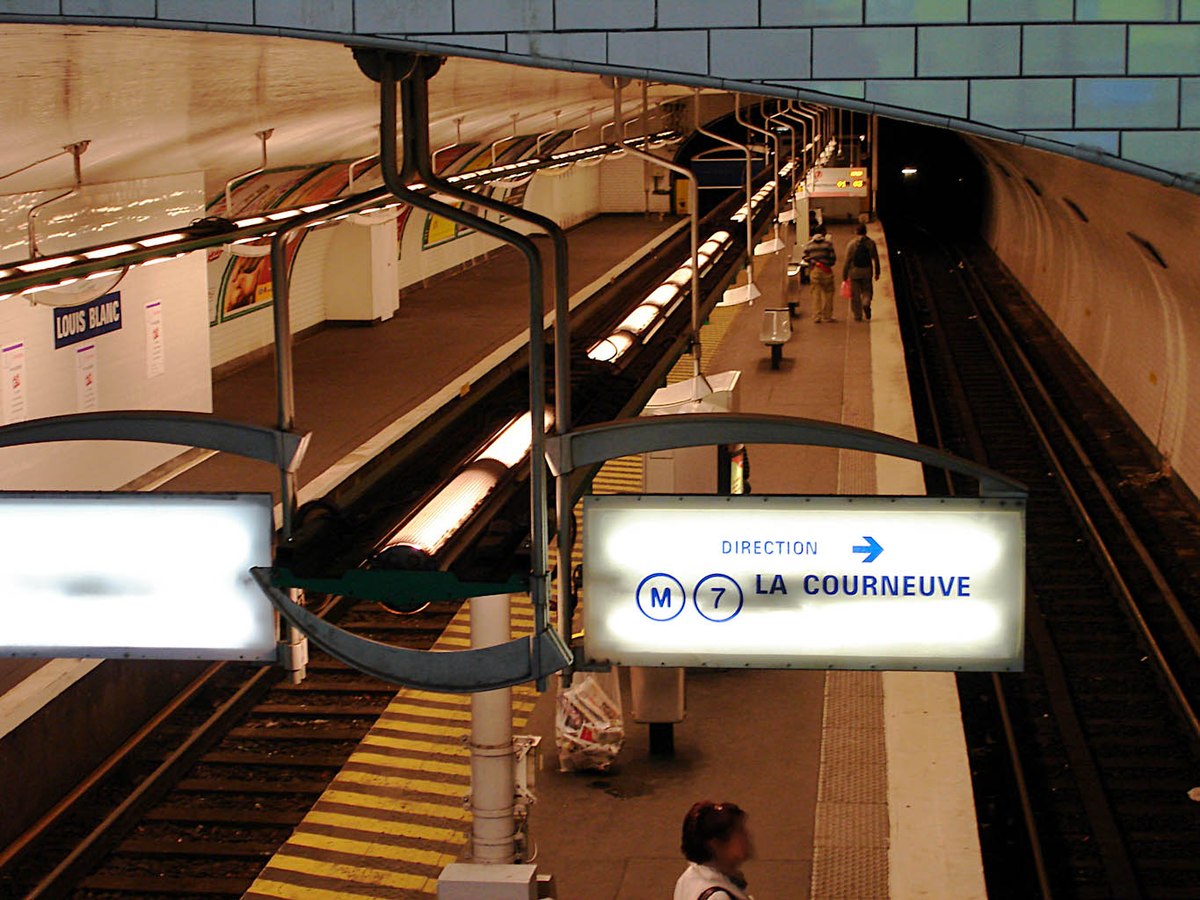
[242,220,987,899]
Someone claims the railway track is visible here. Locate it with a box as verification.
[891,224,1200,899]
[0,599,457,899]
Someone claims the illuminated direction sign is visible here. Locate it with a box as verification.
[0,493,275,660]
[583,495,1025,671]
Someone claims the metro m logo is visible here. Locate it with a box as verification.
[635,573,686,622]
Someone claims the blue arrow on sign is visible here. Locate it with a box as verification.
[852,535,883,563]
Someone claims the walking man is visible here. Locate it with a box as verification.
[842,223,881,321]
[801,225,837,323]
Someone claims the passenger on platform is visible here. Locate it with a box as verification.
[842,223,881,321]
[801,225,837,324]
[674,801,755,900]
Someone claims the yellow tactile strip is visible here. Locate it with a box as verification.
[243,606,540,899]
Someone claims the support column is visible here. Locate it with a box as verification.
[469,593,516,863]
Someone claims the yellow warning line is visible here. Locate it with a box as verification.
[265,853,432,889]
[347,753,469,777]
[288,830,458,869]
[305,809,466,845]
[321,789,470,823]
[249,877,433,900]
[338,769,466,797]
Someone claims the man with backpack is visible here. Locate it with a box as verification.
[842,222,881,321]
[800,224,838,323]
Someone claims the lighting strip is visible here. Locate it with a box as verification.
[381,411,554,555]
[587,229,733,364]
[0,131,679,299]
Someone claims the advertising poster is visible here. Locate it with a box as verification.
[420,141,505,250]
[204,166,322,323]
[2,342,26,424]
[144,301,165,378]
[75,344,98,412]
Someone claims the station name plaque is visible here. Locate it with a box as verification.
[583,495,1025,671]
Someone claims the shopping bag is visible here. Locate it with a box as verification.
[555,671,625,772]
[840,279,852,300]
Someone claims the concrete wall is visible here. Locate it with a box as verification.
[970,138,1200,491]
[4,2,1200,188]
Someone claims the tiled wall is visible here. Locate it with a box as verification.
[3,1,1199,185]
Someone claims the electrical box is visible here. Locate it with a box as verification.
[438,863,537,899]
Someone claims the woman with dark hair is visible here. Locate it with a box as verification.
[673,801,755,899]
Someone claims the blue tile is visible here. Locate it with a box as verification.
[918,25,1019,75]
[776,80,868,99]
[356,0,452,33]
[1185,0,1200,19]
[812,27,916,78]
[1024,130,1121,155]
[608,30,709,75]
[867,79,968,117]
[555,0,654,30]
[970,0,1072,21]
[453,0,552,32]
[1121,130,1200,176]
[970,78,1073,129]
[508,30,606,63]
[1129,25,1200,75]
[711,29,812,80]
[1075,0,1178,21]
[660,0,757,27]
[867,0,967,23]
[158,0,254,23]
[762,0,863,25]
[62,0,156,15]
[256,0,353,32]
[1023,24,1126,75]
[410,32,507,51]
[0,0,73,12]
[1183,78,1200,126]
[1076,78,1179,128]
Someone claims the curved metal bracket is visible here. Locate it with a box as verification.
[0,411,309,472]
[251,569,572,692]
[546,413,1026,497]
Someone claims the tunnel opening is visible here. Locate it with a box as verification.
[877,117,986,240]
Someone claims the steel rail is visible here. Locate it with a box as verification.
[900,230,1143,897]
[894,248,1053,900]
[955,249,1200,740]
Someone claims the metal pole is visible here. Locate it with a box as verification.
[394,58,573,683]
[694,90,754,296]
[268,186,392,683]
[736,95,782,248]
[469,593,516,862]
[616,81,702,380]
[870,114,880,219]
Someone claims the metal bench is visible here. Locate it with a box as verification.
[760,307,793,370]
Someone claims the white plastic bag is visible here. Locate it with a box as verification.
[555,670,625,772]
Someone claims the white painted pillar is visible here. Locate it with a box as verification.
[469,593,516,863]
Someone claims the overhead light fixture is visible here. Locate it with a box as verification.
[721,281,761,307]
[378,411,552,556]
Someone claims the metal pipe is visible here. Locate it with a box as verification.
[535,110,563,156]
[737,95,782,239]
[225,129,273,216]
[26,141,88,258]
[432,115,466,172]
[469,593,516,862]
[490,113,521,166]
[377,53,565,681]
[870,114,880,219]
[266,178,390,682]
[694,89,755,292]
[616,81,702,379]
[347,151,379,190]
